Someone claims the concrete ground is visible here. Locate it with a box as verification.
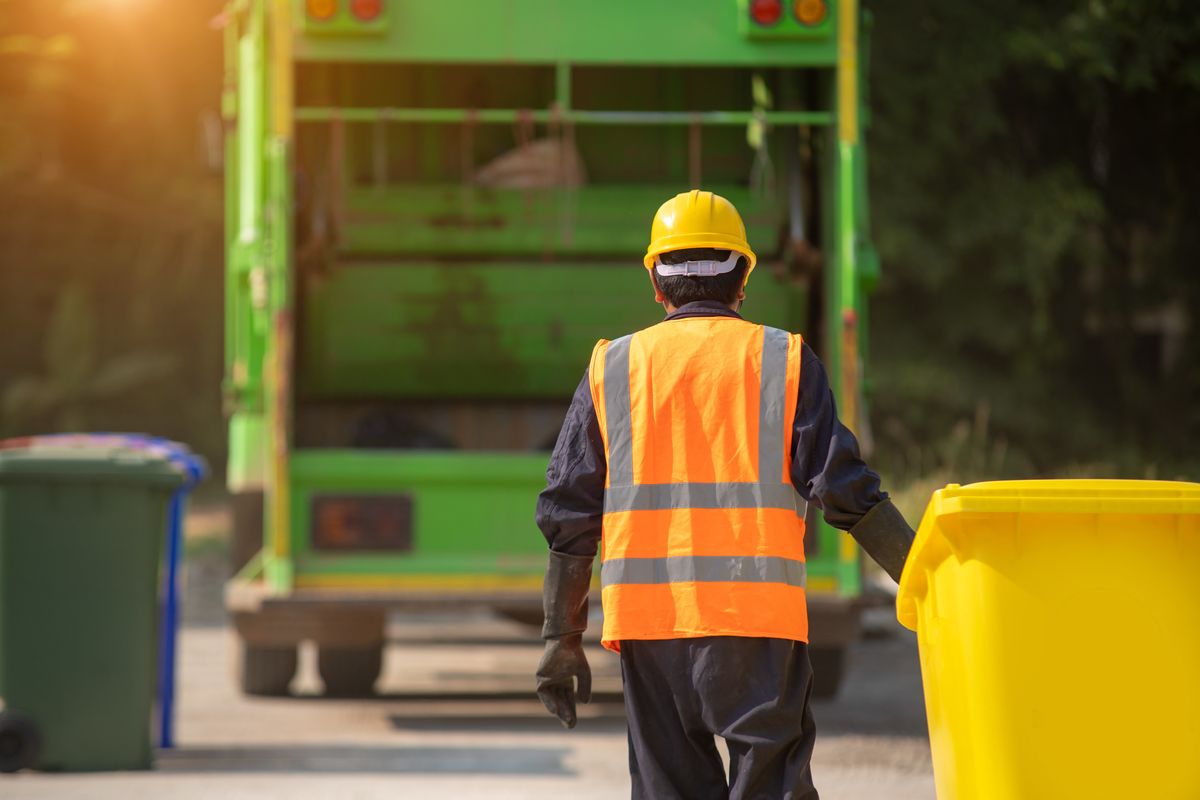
[5,534,935,799]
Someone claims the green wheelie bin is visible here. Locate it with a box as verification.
[0,440,184,772]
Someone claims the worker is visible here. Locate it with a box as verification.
[534,190,915,799]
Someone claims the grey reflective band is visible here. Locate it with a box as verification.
[601,555,807,588]
[758,327,790,482]
[604,481,800,512]
[603,334,634,486]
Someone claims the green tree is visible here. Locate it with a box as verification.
[866,0,1200,477]
[2,285,175,435]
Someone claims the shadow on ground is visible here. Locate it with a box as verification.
[158,744,573,776]
[811,622,929,739]
[387,707,628,736]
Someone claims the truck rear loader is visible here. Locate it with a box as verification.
[222,0,880,698]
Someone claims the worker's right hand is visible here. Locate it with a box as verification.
[535,634,591,729]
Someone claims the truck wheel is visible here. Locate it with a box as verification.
[240,643,298,696]
[319,643,384,697]
[809,646,847,699]
[0,710,42,773]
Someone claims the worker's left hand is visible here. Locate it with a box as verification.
[536,633,591,729]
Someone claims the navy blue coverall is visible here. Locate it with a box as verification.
[536,300,897,800]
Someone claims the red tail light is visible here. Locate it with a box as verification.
[350,0,382,22]
[750,0,783,26]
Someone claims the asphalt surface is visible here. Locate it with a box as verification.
[6,543,934,799]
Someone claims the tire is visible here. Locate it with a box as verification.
[240,643,298,697]
[0,710,42,773]
[809,646,847,700]
[318,643,384,697]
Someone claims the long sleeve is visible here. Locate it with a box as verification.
[535,372,607,557]
[789,343,886,530]
[789,343,915,581]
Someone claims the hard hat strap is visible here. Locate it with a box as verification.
[653,251,741,277]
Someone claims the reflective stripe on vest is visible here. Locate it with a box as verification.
[601,555,808,588]
[590,319,809,652]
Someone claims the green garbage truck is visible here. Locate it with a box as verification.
[222,0,881,697]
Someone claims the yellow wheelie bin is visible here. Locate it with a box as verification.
[897,479,1200,800]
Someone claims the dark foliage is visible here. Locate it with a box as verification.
[865,0,1200,477]
[0,0,1196,481]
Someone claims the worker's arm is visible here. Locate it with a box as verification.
[535,372,607,558]
[790,343,915,582]
[534,372,603,729]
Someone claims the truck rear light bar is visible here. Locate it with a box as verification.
[303,0,388,34]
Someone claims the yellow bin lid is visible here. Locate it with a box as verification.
[896,479,1200,630]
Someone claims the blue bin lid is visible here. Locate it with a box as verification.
[0,434,206,488]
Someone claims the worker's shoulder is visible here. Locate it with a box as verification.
[743,319,807,346]
[749,325,813,369]
[757,322,804,337]
[588,334,633,370]
[589,332,634,352]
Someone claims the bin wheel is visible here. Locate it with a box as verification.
[240,644,298,696]
[0,710,42,773]
[319,643,384,697]
[809,646,847,700]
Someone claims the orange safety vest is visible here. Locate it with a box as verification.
[588,316,808,652]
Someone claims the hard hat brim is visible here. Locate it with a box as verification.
[643,233,757,272]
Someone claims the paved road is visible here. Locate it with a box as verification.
[6,607,933,799]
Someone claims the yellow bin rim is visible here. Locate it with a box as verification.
[896,478,1200,631]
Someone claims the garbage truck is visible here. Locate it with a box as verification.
[222,0,881,697]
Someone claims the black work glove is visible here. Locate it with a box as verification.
[849,498,916,583]
[535,551,594,729]
[536,633,592,729]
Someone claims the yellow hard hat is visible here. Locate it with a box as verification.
[643,189,757,276]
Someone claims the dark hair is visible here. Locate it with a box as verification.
[653,248,749,307]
